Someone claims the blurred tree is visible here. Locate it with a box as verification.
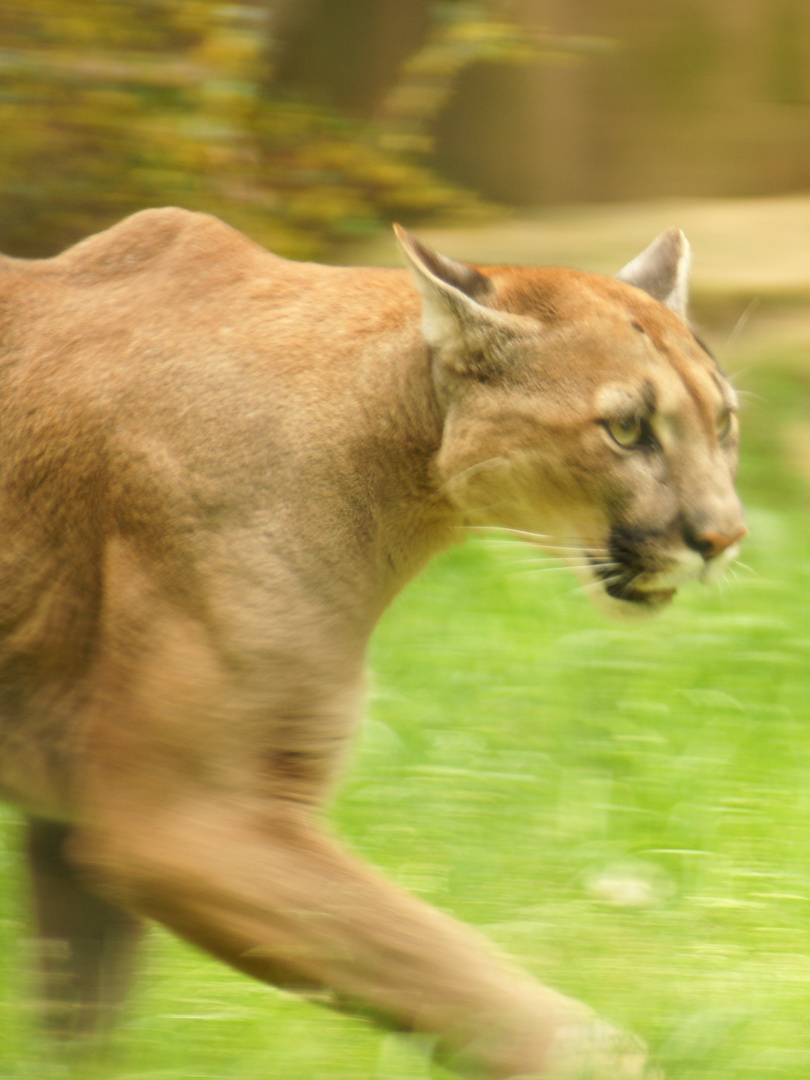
[0,0,535,258]
[463,0,810,205]
[3,2,809,256]
[268,0,431,113]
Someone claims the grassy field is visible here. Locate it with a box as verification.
[2,215,810,1078]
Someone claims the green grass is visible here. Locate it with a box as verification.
[2,333,810,1078]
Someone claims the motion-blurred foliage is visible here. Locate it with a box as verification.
[0,0,540,258]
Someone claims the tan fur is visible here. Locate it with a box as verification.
[0,209,743,1075]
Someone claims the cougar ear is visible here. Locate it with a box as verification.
[393,224,496,353]
[616,227,691,316]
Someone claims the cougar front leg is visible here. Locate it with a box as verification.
[73,794,648,1079]
[25,817,144,1039]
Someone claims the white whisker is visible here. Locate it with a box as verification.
[516,561,604,570]
[481,543,611,559]
[724,297,759,352]
[504,555,618,569]
[518,547,605,557]
[734,388,764,407]
[733,560,756,575]
[577,571,623,595]
[503,557,571,567]
[510,562,602,576]
[442,458,510,495]
[466,525,554,541]
[470,534,611,556]
[480,540,581,550]
[466,525,607,547]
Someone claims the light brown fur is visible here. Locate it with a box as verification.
[0,209,743,1075]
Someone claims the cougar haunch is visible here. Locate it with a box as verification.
[0,209,744,1078]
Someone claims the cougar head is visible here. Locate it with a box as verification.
[396,225,745,618]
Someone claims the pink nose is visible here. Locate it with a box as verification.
[699,526,747,559]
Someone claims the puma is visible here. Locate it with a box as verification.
[0,209,744,1078]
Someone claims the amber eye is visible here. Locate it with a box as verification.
[717,408,733,440]
[605,415,645,449]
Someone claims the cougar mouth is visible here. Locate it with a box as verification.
[606,578,676,607]
[589,557,677,609]
[590,524,693,609]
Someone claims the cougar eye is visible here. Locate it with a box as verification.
[717,408,732,440]
[605,415,648,449]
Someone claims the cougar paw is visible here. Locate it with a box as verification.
[543,1017,659,1079]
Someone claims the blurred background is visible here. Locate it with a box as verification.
[3,4,810,1080]
[2,0,810,260]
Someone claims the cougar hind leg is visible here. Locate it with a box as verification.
[25,817,144,1040]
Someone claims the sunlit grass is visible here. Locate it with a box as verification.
[1,338,810,1078]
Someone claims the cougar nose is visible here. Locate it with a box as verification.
[692,526,747,560]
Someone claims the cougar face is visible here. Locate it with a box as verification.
[396,226,745,618]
